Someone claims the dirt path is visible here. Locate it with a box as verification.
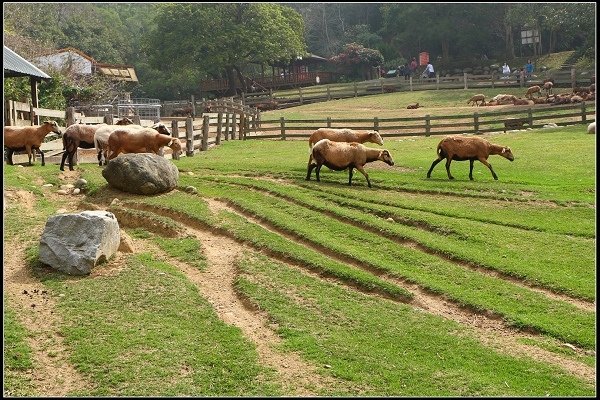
[3,178,93,396]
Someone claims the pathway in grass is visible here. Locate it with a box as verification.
[148,198,347,395]
[188,199,594,384]
[3,234,93,396]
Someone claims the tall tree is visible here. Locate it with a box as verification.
[145,3,306,95]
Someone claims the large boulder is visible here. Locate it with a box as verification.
[102,153,179,195]
[39,211,120,275]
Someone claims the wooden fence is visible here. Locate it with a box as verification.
[243,102,596,140]
[236,68,595,109]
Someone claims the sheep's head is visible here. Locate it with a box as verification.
[116,117,134,125]
[379,149,394,166]
[168,138,183,158]
[44,120,62,136]
[152,123,172,136]
[501,147,514,162]
[369,130,384,146]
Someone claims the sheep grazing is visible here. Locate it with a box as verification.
[107,127,182,161]
[492,94,517,105]
[587,121,595,134]
[307,128,384,166]
[525,85,542,99]
[406,103,420,109]
[426,135,514,181]
[60,123,107,171]
[93,117,136,165]
[306,139,394,188]
[467,94,485,106]
[4,120,62,166]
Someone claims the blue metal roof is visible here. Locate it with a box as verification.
[4,45,51,80]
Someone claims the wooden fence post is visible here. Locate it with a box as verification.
[463,73,468,90]
[354,82,358,97]
[66,107,76,126]
[29,102,35,126]
[425,115,431,137]
[224,113,230,141]
[280,117,286,140]
[171,120,180,160]
[201,115,209,151]
[581,102,587,123]
[269,89,273,100]
[409,76,413,91]
[326,117,332,128]
[380,79,384,94]
[491,74,495,89]
[327,86,331,101]
[132,115,141,125]
[298,87,304,104]
[474,112,479,134]
[239,114,245,140]
[231,114,237,140]
[191,95,196,119]
[374,116,379,131]
[185,117,194,156]
[527,108,533,128]
[436,73,440,90]
[241,92,246,106]
[216,112,223,145]
[571,68,576,90]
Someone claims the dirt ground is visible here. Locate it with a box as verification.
[3,169,595,396]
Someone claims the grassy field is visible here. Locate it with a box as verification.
[3,90,596,396]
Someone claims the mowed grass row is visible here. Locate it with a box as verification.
[234,253,594,396]
[180,179,595,348]
[195,175,595,301]
[123,192,413,301]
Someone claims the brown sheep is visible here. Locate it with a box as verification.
[107,127,182,160]
[306,139,394,188]
[4,121,62,166]
[406,103,420,109]
[426,135,514,181]
[60,123,107,171]
[93,117,137,165]
[512,98,534,106]
[525,85,542,99]
[307,128,383,166]
[467,94,486,106]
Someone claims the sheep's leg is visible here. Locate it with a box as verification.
[445,159,454,180]
[60,151,68,171]
[348,167,354,186]
[306,162,316,181]
[26,145,33,166]
[478,158,498,180]
[315,164,323,182]
[355,166,371,188]
[427,158,443,178]
[5,148,14,165]
[37,148,45,166]
[469,159,475,180]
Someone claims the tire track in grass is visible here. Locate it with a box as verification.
[198,199,595,384]
[230,180,594,312]
[120,204,348,396]
[117,198,594,384]
[3,239,94,396]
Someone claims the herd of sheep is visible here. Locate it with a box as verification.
[3,87,596,187]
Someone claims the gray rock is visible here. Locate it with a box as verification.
[102,153,179,195]
[39,211,120,275]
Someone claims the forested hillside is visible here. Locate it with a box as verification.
[3,3,595,102]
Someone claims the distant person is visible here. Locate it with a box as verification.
[409,57,418,77]
[315,75,320,85]
[525,59,534,80]
[502,62,511,79]
[398,64,406,78]
[425,61,435,78]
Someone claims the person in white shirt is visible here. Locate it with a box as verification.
[502,62,511,79]
[425,61,435,78]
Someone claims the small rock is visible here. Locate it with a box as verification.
[42,183,54,187]
[74,178,88,189]
[187,171,195,176]
[184,186,198,194]
[110,198,121,206]
[60,184,75,190]
[56,209,68,214]
[56,190,68,195]
[386,217,394,222]
[73,188,81,195]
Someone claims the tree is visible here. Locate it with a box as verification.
[330,43,384,80]
[145,3,306,96]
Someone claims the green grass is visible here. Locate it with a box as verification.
[34,252,281,396]
[3,302,36,397]
[235,253,594,396]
